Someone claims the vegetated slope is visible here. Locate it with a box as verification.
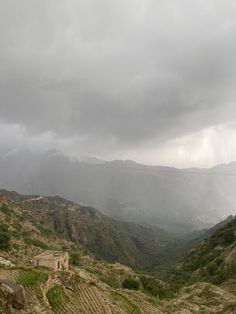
[0,189,175,272]
[1,191,236,313]
[0,192,166,314]
[173,215,235,260]
[1,150,236,234]
[169,216,236,289]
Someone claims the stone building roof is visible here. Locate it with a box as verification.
[33,251,67,260]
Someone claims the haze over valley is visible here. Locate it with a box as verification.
[1,150,236,234]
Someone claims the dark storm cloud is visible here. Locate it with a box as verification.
[0,0,236,153]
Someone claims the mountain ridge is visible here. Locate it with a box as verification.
[1,150,236,234]
[0,189,175,272]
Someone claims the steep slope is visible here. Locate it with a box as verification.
[169,216,236,289]
[1,150,236,233]
[0,192,167,313]
[173,215,235,260]
[0,190,175,272]
[1,190,236,313]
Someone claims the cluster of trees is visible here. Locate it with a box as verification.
[0,223,11,250]
[122,277,139,290]
[121,276,173,300]
[140,276,174,299]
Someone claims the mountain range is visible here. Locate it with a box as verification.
[1,150,236,234]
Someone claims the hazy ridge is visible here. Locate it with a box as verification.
[1,150,236,234]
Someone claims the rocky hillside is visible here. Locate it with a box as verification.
[0,189,175,272]
[1,150,236,234]
[0,191,236,313]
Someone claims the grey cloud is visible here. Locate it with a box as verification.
[0,0,236,157]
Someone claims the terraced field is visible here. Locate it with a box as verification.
[122,292,162,314]
[0,268,22,282]
[0,268,50,313]
[138,301,162,314]
[47,285,81,314]
[110,291,142,314]
[73,282,112,314]
[0,268,164,313]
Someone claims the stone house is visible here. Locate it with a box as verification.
[33,251,69,271]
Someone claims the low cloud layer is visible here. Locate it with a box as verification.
[1,0,236,167]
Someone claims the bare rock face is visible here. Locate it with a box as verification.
[0,279,26,309]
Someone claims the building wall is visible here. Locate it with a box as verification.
[61,253,69,269]
[33,257,56,269]
[33,253,69,270]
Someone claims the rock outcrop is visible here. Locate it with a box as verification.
[0,257,15,268]
[0,279,26,309]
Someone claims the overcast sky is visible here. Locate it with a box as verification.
[1,0,236,168]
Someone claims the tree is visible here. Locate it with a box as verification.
[122,277,140,290]
[0,224,11,250]
[140,276,173,299]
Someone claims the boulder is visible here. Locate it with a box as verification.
[0,279,26,309]
[0,281,14,307]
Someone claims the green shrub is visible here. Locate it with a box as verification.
[122,277,140,290]
[69,252,81,266]
[0,224,11,250]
